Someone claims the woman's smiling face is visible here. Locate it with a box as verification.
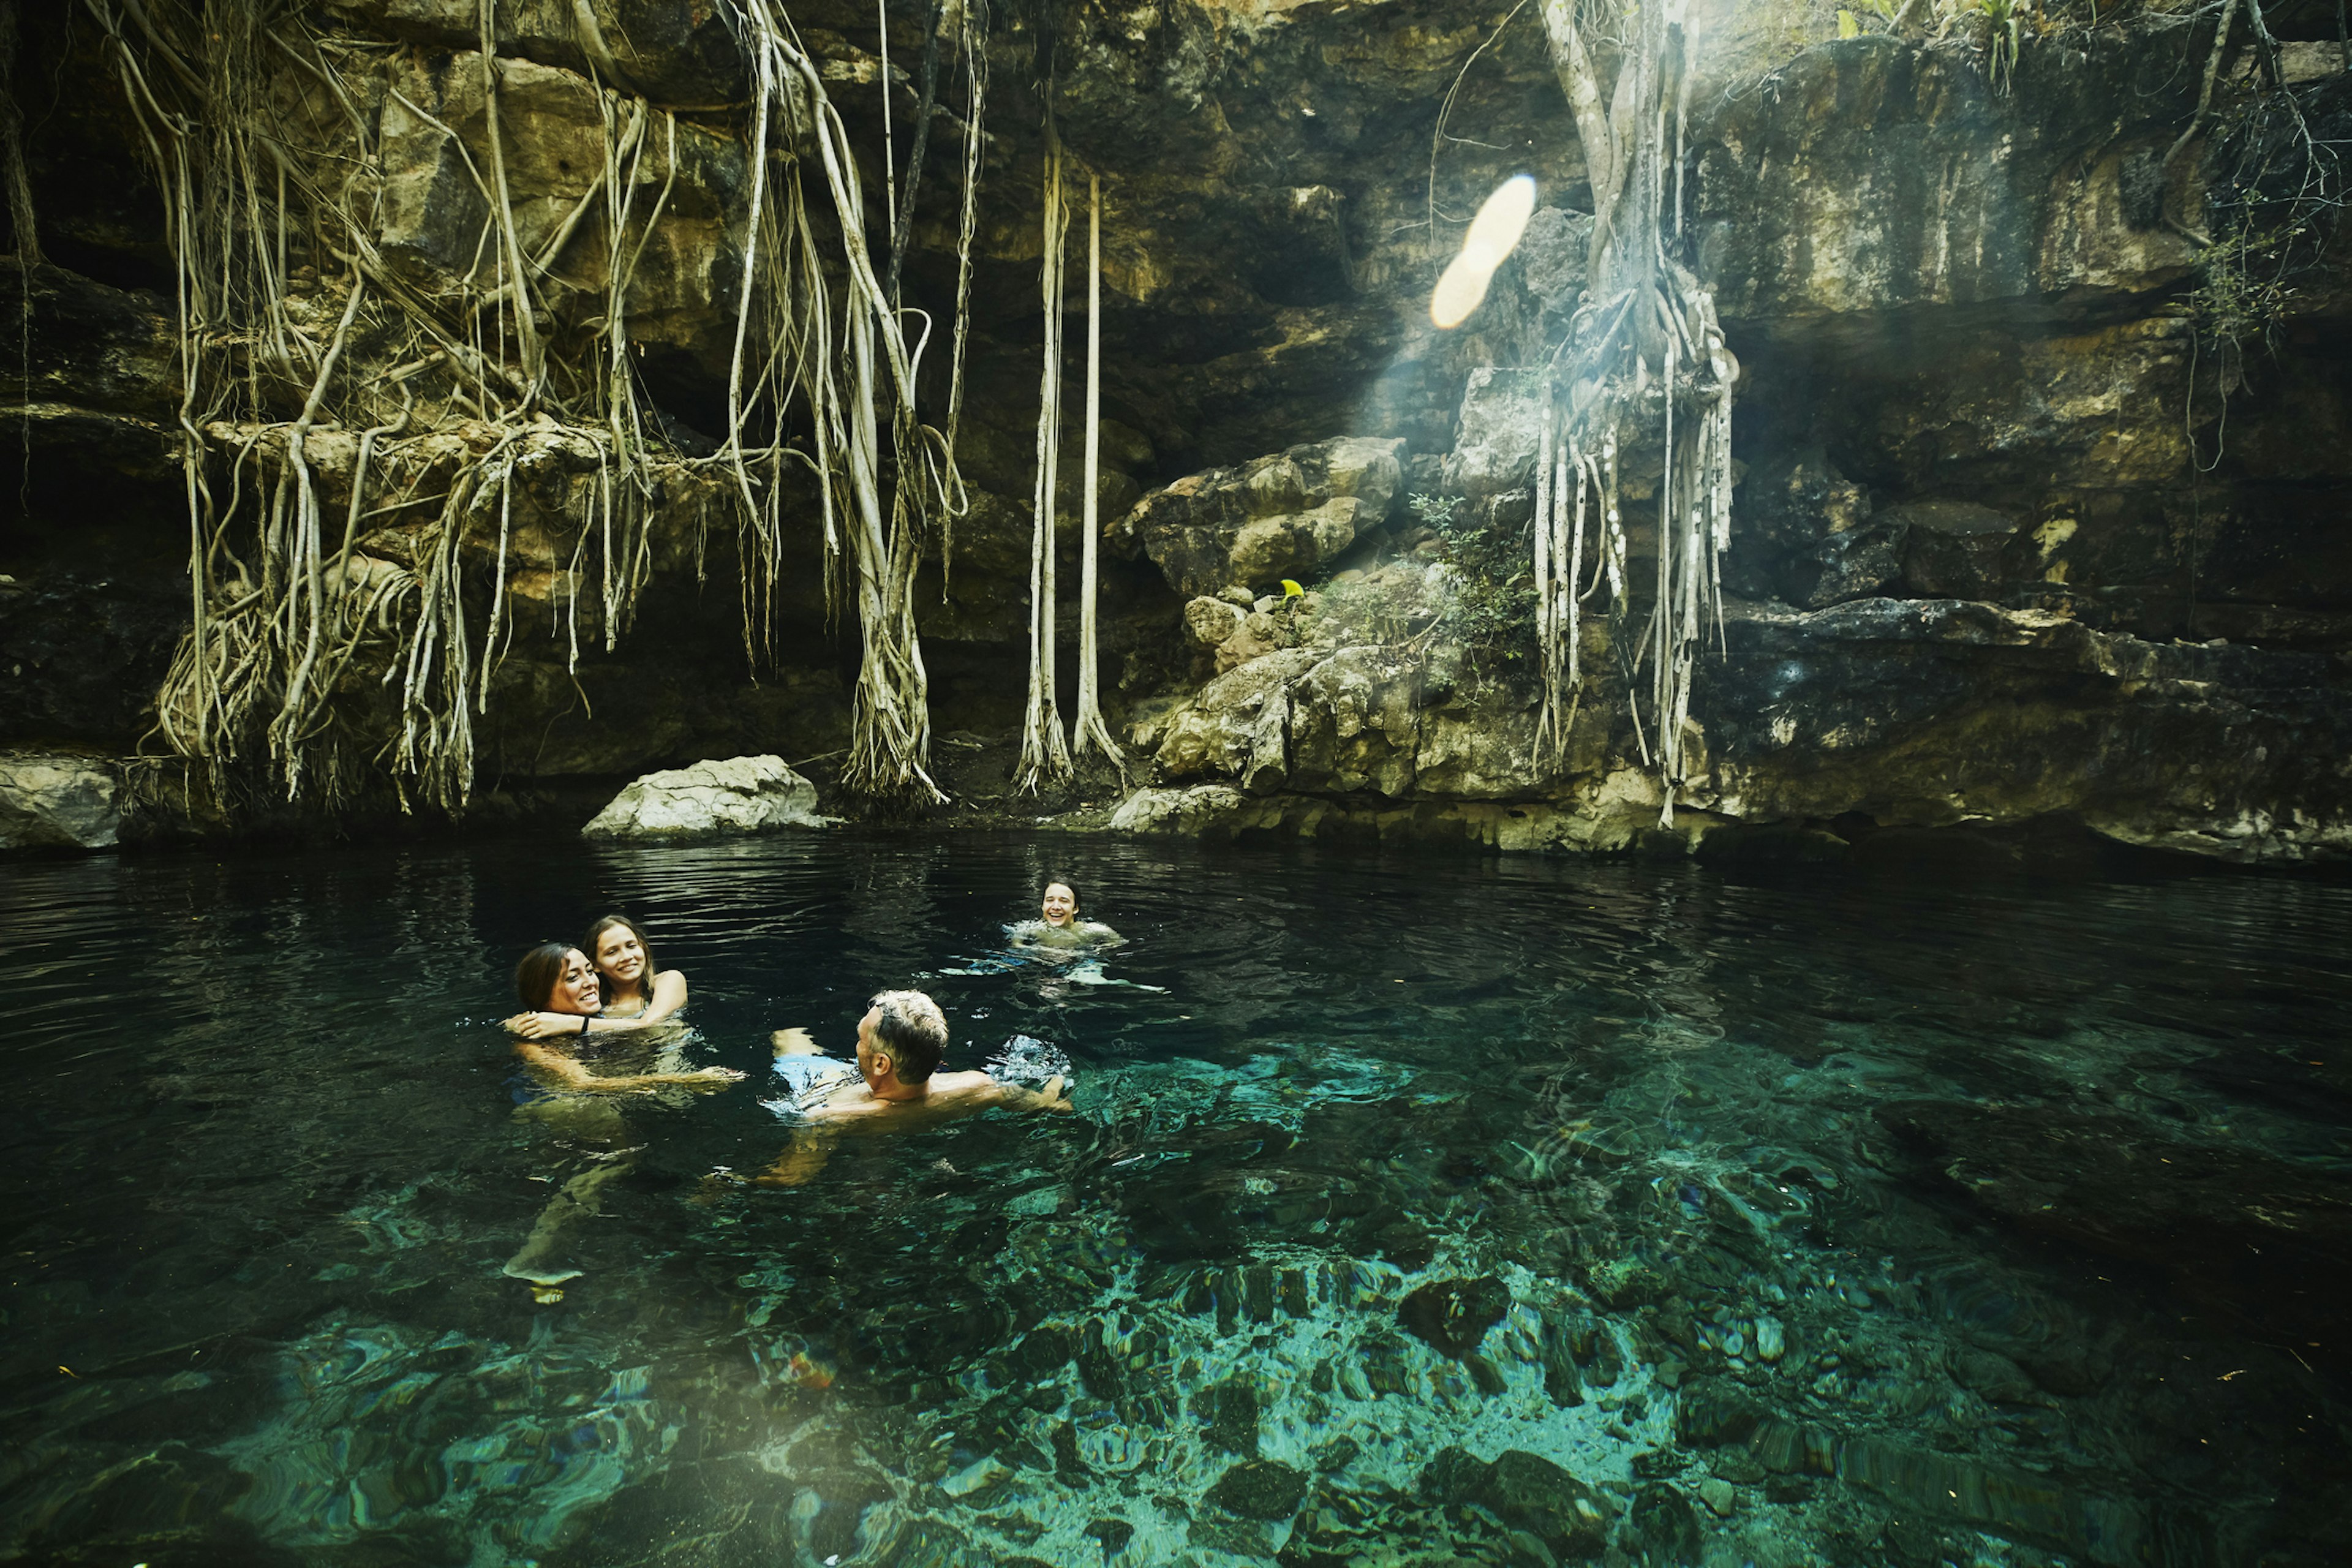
[594,924,647,989]
[1041,884,1077,927]
[550,948,603,1015]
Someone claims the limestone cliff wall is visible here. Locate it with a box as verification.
[2,0,2346,860]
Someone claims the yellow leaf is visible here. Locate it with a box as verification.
[1280,579,1305,598]
[1837,9,1860,37]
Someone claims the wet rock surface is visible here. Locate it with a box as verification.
[579,754,828,839]
[1207,1458,1309,1521]
[1421,1446,1613,1561]
[0,751,123,851]
[1398,1275,1511,1359]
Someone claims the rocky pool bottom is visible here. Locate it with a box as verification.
[2,837,2347,1567]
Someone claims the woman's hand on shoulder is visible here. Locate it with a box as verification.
[643,968,690,1023]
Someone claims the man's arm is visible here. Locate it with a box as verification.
[514,1041,744,1093]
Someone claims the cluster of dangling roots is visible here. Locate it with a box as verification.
[1532,0,1736,825]
[1012,118,1121,794]
[88,0,984,815]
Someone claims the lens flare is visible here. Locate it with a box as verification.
[1462,174,1537,270]
[1430,175,1537,329]
[1430,251,1495,331]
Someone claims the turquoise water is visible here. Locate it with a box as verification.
[3,835,2348,1566]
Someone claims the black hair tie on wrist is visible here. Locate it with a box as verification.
[579,1015,592,1037]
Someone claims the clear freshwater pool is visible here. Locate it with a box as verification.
[3,835,2348,1567]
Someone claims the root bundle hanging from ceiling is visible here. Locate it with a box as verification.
[88,0,984,815]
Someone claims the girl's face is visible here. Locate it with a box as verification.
[549,949,603,1015]
[594,925,647,989]
[1041,884,1077,927]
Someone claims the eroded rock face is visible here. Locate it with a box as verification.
[321,0,745,105]
[369,48,747,377]
[1695,599,2352,864]
[1694,30,2207,317]
[1112,437,1404,600]
[581,755,827,839]
[1114,532,2352,863]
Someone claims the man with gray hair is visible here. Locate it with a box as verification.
[754,989,1072,1185]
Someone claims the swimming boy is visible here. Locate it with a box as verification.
[756,989,1072,1185]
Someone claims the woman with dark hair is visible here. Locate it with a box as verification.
[502,942,739,1095]
[505,914,688,1039]
[497,941,740,1291]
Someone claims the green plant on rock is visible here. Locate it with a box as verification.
[2188,214,2299,392]
[1979,0,2023,94]
[2177,0,2343,466]
[1408,491,1460,529]
[1426,500,1538,669]
[1928,0,2033,92]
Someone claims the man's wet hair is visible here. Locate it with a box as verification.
[869,989,949,1082]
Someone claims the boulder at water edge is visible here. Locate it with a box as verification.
[581,755,828,840]
[0,751,122,851]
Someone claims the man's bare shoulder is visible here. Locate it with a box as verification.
[796,1085,886,1123]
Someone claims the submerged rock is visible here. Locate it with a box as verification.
[581,755,826,840]
[1624,1482,1705,1566]
[0,751,121,851]
[1205,1458,1307,1520]
[1398,1276,1512,1360]
[1883,1099,2352,1369]
[1834,1435,2160,1564]
[1421,1447,1613,1561]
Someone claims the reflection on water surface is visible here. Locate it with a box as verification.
[4,835,2348,1566]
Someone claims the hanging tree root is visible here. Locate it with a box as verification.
[91,0,986,818]
[1536,0,1738,826]
[1069,169,1124,774]
[1016,120,1073,794]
